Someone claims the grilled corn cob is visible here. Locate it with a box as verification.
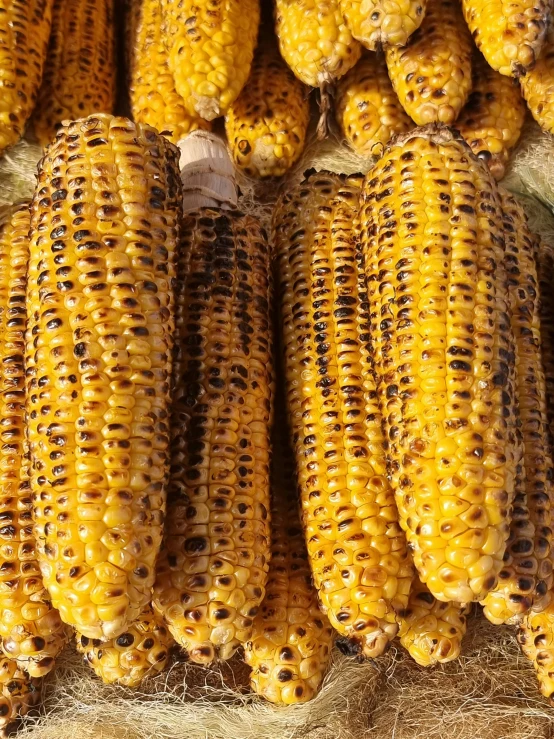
[32,0,116,147]
[128,0,210,143]
[76,606,173,686]
[153,133,273,664]
[244,418,333,705]
[398,576,469,666]
[455,52,526,181]
[537,244,554,448]
[385,0,473,125]
[274,0,361,89]
[160,0,260,121]
[518,601,554,701]
[0,656,40,735]
[0,0,54,153]
[273,170,413,658]
[225,42,310,178]
[462,0,552,77]
[335,52,412,157]
[0,203,68,678]
[340,0,426,50]
[520,36,554,134]
[481,191,554,625]
[25,114,182,640]
[360,126,517,604]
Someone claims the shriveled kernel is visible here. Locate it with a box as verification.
[0,656,41,733]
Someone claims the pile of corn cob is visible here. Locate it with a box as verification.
[1,0,554,733]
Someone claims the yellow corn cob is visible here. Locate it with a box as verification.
[0,203,68,678]
[385,0,473,125]
[340,0,426,50]
[273,170,413,658]
[0,0,54,153]
[274,0,362,88]
[481,191,554,625]
[520,36,554,134]
[25,114,182,640]
[518,601,554,701]
[32,0,116,147]
[455,53,526,181]
[335,52,412,157]
[360,126,517,604]
[153,205,273,664]
[244,418,333,705]
[128,0,210,144]
[160,0,260,121]
[224,41,310,179]
[398,576,469,666]
[76,606,173,686]
[462,0,552,77]
[0,656,40,735]
[537,244,554,448]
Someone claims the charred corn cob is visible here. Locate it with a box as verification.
[0,656,40,735]
[76,606,173,686]
[0,203,68,678]
[360,126,517,604]
[335,52,412,157]
[244,418,333,705]
[32,0,116,147]
[25,115,182,640]
[153,134,273,664]
[455,53,525,181]
[481,191,554,625]
[537,244,554,448]
[520,36,554,134]
[160,0,260,121]
[518,601,554,701]
[225,41,310,178]
[128,0,210,143]
[385,0,473,125]
[398,576,469,666]
[274,0,361,89]
[462,0,552,77]
[0,0,54,153]
[273,170,413,658]
[340,0,426,50]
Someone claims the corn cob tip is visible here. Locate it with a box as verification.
[178,131,238,212]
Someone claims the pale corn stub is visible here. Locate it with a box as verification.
[25,114,182,640]
[340,0,427,50]
[360,126,517,604]
[385,0,473,125]
[272,170,413,658]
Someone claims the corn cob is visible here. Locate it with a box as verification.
[224,42,310,179]
[76,605,173,686]
[128,0,210,144]
[462,0,552,77]
[481,191,554,625]
[0,0,54,154]
[244,418,333,705]
[25,114,182,640]
[0,203,68,678]
[340,0,426,50]
[360,126,517,604]
[520,36,554,134]
[0,656,40,736]
[160,0,260,121]
[537,244,554,449]
[398,576,469,666]
[153,133,273,664]
[518,601,554,701]
[274,0,362,89]
[384,0,473,125]
[32,0,116,147]
[455,53,525,181]
[273,170,413,658]
[335,52,412,157]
